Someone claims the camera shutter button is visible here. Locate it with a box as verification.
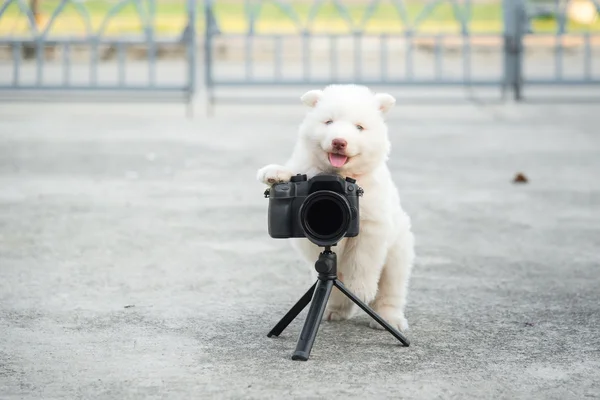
[291,174,308,182]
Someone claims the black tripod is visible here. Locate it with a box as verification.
[267,246,410,361]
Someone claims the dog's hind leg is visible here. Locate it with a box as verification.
[368,231,415,332]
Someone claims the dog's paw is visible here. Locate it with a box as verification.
[256,164,293,186]
[323,307,352,322]
[369,308,409,332]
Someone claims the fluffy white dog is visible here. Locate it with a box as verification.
[257,84,415,332]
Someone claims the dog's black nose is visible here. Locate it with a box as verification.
[332,138,347,150]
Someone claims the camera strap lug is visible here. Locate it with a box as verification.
[264,188,270,198]
[357,187,364,197]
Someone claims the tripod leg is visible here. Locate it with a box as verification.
[333,279,410,347]
[268,282,316,338]
[292,279,334,361]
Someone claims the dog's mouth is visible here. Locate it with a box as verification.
[328,153,349,168]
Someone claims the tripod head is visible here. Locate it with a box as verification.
[315,245,337,280]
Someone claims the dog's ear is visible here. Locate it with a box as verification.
[300,90,323,108]
[375,93,396,114]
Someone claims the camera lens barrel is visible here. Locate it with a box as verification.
[298,190,352,247]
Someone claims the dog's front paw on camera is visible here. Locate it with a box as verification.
[368,307,409,332]
[257,164,293,186]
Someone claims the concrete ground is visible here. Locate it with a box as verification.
[1,95,599,399]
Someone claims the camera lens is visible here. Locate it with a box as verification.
[299,190,351,246]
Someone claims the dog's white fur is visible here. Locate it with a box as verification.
[257,84,415,332]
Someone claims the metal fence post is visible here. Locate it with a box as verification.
[186,0,197,116]
[204,0,216,116]
[503,0,526,100]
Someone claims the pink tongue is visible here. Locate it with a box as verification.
[329,153,348,168]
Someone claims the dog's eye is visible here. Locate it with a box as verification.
[325,120,333,125]
[356,124,364,131]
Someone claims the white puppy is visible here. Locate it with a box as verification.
[257,84,415,332]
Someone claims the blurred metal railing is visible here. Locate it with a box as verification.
[0,0,197,103]
[503,0,600,98]
[204,0,507,104]
[204,0,600,103]
[521,0,600,90]
[1,0,599,105]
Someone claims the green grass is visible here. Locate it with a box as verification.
[1,0,598,36]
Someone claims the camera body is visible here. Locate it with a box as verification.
[265,173,363,247]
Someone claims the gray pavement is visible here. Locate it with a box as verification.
[1,97,600,399]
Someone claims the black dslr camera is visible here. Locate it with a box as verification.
[264,173,363,247]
